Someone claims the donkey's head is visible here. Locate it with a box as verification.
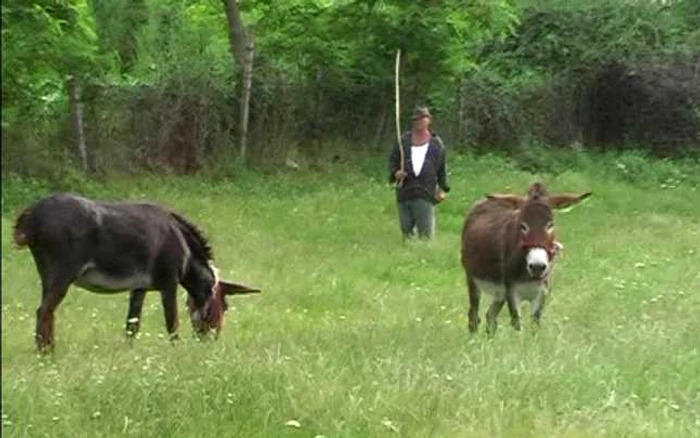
[186,262,261,338]
[487,182,591,280]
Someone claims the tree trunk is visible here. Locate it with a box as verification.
[373,100,388,150]
[222,0,254,162]
[312,67,324,159]
[223,0,246,60]
[68,75,88,172]
[457,76,466,145]
[239,29,255,161]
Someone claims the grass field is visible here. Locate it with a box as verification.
[2,152,699,437]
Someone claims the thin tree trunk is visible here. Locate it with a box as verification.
[222,0,254,162]
[458,76,466,145]
[312,67,324,160]
[222,0,245,60]
[68,75,88,172]
[373,100,388,150]
[239,29,255,161]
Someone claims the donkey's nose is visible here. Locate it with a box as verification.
[528,263,547,277]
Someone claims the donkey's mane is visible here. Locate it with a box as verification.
[170,212,214,263]
[527,182,549,200]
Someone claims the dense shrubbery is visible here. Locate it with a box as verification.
[2,0,698,177]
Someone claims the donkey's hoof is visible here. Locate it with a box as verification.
[36,343,54,355]
[125,318,140,338]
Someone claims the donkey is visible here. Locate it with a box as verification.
[13,192,261,352]
[461,182,591,334]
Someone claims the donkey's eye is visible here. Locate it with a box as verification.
[546,221,554,231]
[520,222,529,234]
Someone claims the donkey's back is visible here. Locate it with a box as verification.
[14,192,184,290]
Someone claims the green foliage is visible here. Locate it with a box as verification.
[457,0,700,151]
[1,174,52,214]
[249,0,518,118]
[89,0,147,72]
[499,0,700,74]
[1,168,113,215]
[130,0,234,93]
[2,0,698,175]
[1,0,103,128]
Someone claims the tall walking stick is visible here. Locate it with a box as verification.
[395,49,404,188]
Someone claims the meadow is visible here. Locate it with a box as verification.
[2,151,699,437]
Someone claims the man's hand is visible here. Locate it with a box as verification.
[394,169,407,181]
[436,190,447,203]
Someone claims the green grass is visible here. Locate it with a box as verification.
[2,152,700,437]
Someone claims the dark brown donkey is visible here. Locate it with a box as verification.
[461,182,591,334]
[13,192,261,352]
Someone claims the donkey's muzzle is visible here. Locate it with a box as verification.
[525,247,550,279]
[527,262,547,278]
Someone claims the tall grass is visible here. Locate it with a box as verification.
[2,151,699,437]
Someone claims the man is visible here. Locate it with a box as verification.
[388,106,450,240]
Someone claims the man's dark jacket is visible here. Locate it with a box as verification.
[388,131,450,203]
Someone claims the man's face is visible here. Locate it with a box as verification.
[413,115,430,130]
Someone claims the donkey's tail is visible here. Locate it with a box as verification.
[13,207,33,248]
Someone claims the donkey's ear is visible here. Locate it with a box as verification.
[218,280,261,295]
[548,192,592,210]
[486,194,526,209]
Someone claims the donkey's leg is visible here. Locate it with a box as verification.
[506,287,522,331]
[31,248,75,353]
[160,285,180,341]
[485,294,506,335]
[532,291,547,327]
[467,276,481,333]
[35,277,71,353]
[125,289,147,338]
[531,279,549,327]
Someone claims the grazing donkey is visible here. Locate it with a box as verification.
[461,182,591,334]
[13,192,260,352]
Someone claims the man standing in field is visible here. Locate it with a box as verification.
[388,106,450,240]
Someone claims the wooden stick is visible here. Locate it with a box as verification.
[395,49,404,188]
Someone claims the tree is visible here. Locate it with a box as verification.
[223,0,255,162]
[2,0,102,171]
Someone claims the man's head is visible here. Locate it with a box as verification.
[411,106,432,130]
